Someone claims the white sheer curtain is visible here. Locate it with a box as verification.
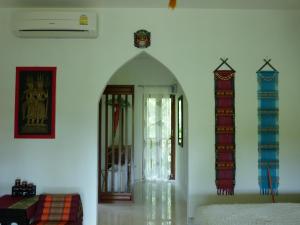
[143,90,172,181]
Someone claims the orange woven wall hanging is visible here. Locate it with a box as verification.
[169,0,176,9]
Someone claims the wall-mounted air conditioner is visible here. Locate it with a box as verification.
[12,11,98,38]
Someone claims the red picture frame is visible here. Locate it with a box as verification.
[14,67,56,139]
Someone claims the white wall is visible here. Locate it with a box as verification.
[1,8,300,224]
[109,53,177,86]
[175,85,189,202]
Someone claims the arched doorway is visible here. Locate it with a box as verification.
[98,52,188,225]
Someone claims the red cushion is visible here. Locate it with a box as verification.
[32,194,82,224]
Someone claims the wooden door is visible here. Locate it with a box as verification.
[98,85,134,203]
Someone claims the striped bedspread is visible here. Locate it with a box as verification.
[31,194,83,225]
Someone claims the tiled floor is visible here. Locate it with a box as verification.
[98,181,187,225]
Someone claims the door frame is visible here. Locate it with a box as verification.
[169,94,176,180]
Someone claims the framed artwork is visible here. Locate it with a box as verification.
[14,67,56,139]
[177,95,183,147]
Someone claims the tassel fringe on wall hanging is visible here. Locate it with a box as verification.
[257,59,279,196]
[214,58,236,195]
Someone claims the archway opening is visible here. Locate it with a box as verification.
[98,52,189,225]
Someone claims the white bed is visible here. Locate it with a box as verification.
[194,203,300,225]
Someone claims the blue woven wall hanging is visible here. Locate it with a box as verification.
[257,59,279,195]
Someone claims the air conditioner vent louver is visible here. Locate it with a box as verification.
[19,30,89,32]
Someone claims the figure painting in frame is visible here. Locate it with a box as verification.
[14,67,56,138]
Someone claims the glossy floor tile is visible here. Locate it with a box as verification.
[98,181,187,225]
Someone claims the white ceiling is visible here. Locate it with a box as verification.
[1,0,300,9]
